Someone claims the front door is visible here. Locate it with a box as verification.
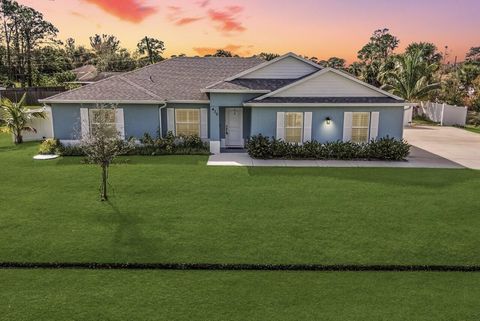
[225,108,243,147]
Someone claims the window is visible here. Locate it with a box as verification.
[89,109,116,137]
[284,112,303,143]
[175,109,200,136]
[351,112,370,143]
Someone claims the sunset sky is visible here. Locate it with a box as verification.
[18,0,480,63]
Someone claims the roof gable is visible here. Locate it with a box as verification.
[224,53,320,80]
[256,68,403,100]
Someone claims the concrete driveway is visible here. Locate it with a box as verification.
[404,126,480,169]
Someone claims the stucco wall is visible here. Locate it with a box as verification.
[51,103,162,140]
[251,106,404,142]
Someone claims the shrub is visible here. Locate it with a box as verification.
[38,138,60,155]
[246,135,410,161]
[58,143,85,156]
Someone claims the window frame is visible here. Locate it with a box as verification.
[89,108,117,136]
[175,108,201,137]
[284,112,304,144]
[351,112,371,143]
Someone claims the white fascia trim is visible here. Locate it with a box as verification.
[200,89,270,94]
[166,100,210,104]
[243,102,416,107]
[38,99,166,104]
[254,67,405,101]
[222,52,321,82]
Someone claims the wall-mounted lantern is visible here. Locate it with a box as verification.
[325,117,332,125]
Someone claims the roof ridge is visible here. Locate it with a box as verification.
[118,75,163,100]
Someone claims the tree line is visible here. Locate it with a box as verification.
[1,1,480,111]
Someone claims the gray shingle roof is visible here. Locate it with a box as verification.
[43,57,265,102]
[247,97,405,104]
[207,78,300,91]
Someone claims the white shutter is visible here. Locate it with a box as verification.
[303,112,312,142]
[167,108,175,134]
[200,108,208,139]
[343,112,353,142]
[370,111,379,141]
[276,112,285,140]
[115,108,125,139]
[80,108,89,139]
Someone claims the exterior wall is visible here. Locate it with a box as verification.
[251,106,404,142]
[51,103,162,140]
[274,71,384,97]
[209,93,261,142]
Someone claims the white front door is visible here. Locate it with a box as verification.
[225,108,243,147]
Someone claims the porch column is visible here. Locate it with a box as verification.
[209,106,221,154]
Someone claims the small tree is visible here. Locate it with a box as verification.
[80,104,133,201]
[0,93,45,144]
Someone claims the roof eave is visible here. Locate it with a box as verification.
[243,102,413,107]
[39,99,166,104]
[201,89,270,94]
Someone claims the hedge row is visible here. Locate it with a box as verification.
[39,132,210,157]
[1,262,479,272]
[246,135,410,161]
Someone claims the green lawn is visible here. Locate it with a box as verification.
[0,133,480,265]
[1,270,480,321]
[464,125,480,134]
[1,133,480,320]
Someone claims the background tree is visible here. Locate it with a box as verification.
[380,49,440,102]
[466,46,480,63]
[357,28,399,86]
[212,49,233,57]
[0,93,45,143]
[136,36,165,65]
[319,57,346,69]
[258,52,279,61]
[405,42,442,65]
[80,104,133,201]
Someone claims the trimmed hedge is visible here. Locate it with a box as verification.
[40,132,210,157]
[0,262,478,272]
[246,135,410,161]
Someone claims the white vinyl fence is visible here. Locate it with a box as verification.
[419,102,468,126]
[15,106,54,142]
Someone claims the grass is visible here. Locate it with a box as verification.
[464,125,480,134]
[1,270,480,321]
[412,115,439,126]
[1,133,480,320]
[1,133,480,265]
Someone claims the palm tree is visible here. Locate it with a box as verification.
[0,94,46,144]
[380,50,440,102]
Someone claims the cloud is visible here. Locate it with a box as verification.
[176,17,203,26]
[81,0,157,23]
[207,6,245,33]
[168,5,202,26]
[193,44,249,56]
[196,0,210,8]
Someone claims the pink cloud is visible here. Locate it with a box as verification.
[176,17,203,26]
[207,6,246,33]
[81,0,157,23]
[193,44,249,56]
[168,6,203,26]
[196,0,210,8]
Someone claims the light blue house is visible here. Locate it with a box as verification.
[40,53,408,154]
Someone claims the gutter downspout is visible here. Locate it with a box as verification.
[158,102,167,138]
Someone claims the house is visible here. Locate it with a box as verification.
[70,65,123,85]
[39,53,409,154]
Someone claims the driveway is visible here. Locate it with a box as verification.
[404,126,480,169]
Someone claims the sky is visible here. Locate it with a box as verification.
[17,0,480,63]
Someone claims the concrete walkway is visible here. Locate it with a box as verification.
[207,145,462,168]
[404,126,480,170]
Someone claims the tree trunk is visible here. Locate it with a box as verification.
[3,19,12,82]
[25,33,32,87]
[15,130,23,144]
[101,164,108,201]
